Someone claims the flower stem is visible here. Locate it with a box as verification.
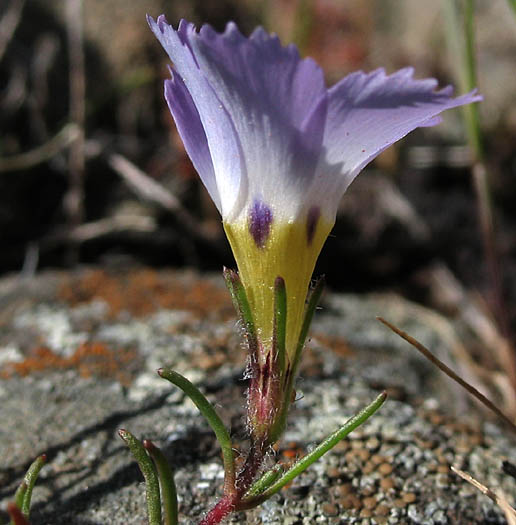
[118,429,161,525]
[158,368,236,495]
[240,391,387,509]
[200,441,266,525]
[144,440,178,525]
[198,495,237,525]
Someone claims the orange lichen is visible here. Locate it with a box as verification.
[58,268,234,320]
[0,342,139,386]
[281,441,304,460]
[312,333,354,358]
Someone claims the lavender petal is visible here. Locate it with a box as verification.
[148,16,245,217]
[320,67,482,199]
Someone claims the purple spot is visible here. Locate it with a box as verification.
[306,206,320,245]
[249,200,273,248]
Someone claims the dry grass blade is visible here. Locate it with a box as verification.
[41,215,156,246]
[0,0,25,61]
[64,0,86,265]
[451,466,516,524]
[109,153,185,214]
[377,317,516,433]
[108,153,215,245]
[0,124,80,172]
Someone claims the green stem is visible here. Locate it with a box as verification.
[507,0,516,18]
[144,440,178,525]
[441,0,482,158]
[462,0,483,159]
[240,391,387,509]
[118,429,161,525]
[158,368,236,496]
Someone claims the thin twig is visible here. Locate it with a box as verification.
[42,215,155,246]
[442,0,516,395]
[377,317,516,433]
[0,0,25,61]
[28,34,60,152]
[423,263,516,414]
[65,0,86,260]
[451,466,516,524]
[109,154,185,214]
[0,124,80,172]
[108,153,216,244]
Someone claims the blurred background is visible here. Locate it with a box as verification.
[1,0,516,331]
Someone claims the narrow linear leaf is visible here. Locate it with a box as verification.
[158,368,236,495]
[245,465,283,498]
[291,276,325,377]
[13,483,27,515]
[118,429,161,525]
[144,440,178,525]
[377,317,516,433]
[11,454,47,521]
[223,268,258,355]
[241,392,386,509]
[21,454,46,518]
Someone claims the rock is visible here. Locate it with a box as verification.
[0,267,514,524]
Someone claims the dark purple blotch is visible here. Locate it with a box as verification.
[249,199,273,248]
[306,206,320,245]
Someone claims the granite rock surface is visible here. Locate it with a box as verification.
[0,267,514,524]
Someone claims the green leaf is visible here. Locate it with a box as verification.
[144,440,178,525]
[158,368,236,496]
[11,453,46,522]
[291,276,325,380]
[240,391,387,509]
[119,429,161,525]
[223,267,258,357]
[245,465,283,498]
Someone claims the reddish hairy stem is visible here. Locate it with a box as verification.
[199,495,237,525]
[199,443,266,525]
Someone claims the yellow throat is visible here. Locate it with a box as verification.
[224,213,333,364]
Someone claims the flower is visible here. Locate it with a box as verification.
[148,16,481,443]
